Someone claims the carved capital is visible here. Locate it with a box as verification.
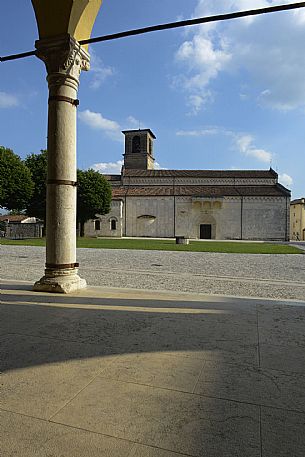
[35,34,90,82]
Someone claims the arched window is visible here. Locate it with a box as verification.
[111,219,117,231]
[94,220,101,231]
[132,135,141,153]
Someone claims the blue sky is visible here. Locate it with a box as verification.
[1,0,305,198]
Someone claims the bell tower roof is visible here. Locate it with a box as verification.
[122,128,156,139]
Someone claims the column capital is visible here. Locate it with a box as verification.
[35,33,90,80]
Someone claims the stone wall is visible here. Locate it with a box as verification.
[125,197,175,237]
[84,195,289,241]
[84,200,123,237]
[6,223,43,239]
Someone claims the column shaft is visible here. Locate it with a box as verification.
[33,34,89,293]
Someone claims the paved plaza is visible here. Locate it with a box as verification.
[1,245,305,456]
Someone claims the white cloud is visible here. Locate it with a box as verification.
[79,110,152,142]
[92,160,123,174]
[0,91,18,108]
[174,0,305,111]
[187,92,214,114]
[78,109,121,140]
[155,162,167,170]
[92,160,166,174]
[176,126,273,164]
[176,127,222,136]
[235,134,272,163]
[279,173,293,188]
[126,115,141,129]
[88,49,114,90]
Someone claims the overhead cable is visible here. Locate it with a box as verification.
[1,2,305,62]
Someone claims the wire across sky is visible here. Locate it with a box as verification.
[1,2,305,62]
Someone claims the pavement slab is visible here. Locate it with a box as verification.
[51,377,260,457]
[261,406,305,457]
[0,409,134,457]
[1,279,305,456]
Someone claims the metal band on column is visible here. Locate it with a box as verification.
[49,95,79,106]
[47,179,77,186]
[46,262,80,269]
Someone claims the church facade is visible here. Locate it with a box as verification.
[84,129,290,241]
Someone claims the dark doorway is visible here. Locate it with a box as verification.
[200,224,212,239]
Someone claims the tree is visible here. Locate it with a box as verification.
[0,146,34,212]
[77,169,112,236]
[24,150,47,220]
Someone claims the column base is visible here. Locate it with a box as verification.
[33,268,87,294]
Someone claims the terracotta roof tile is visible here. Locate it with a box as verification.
[112,185,290,198]
[0,215,28,222]
[123,169,278,179]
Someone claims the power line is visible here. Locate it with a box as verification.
[1,2,305,62]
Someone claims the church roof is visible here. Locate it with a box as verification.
[112,184,290,198]
[122,169,278,179]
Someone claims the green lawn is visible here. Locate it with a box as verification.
[0,237,302,254]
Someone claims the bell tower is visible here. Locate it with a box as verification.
[122,129,156,170]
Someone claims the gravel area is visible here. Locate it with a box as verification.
[1,244,305,300]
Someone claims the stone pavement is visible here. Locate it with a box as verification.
[1,280,305,456]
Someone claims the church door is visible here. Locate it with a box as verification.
[200,224,212,239]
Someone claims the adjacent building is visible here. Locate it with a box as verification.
[84,129,291,241]
[290,198,305,241]
[0,215,43,239]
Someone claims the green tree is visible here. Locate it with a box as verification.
[77,169,112,236]
[24,150,47,220]
[0,146,34,212]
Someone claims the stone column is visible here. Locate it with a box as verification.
[33,34,89,293]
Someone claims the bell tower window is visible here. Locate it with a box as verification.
[132,135,141,153]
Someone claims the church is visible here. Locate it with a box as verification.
[84,129,290,241]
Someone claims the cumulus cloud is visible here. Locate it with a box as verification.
[88,49,114,90]
[279,173,293,188]
[0,91,18,108]
[92,161,166,174]
[78,109,121,140]
[79,110,154,143]
[176,126,273,164]
[235,134,272,163]
[176,127,223,136]
[187,92,214,114]
[155,162,167,170]
[126,115,140,128]
[92,160,123,174]
[175,0,305,112]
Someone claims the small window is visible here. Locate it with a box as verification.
[94,220,101,231]
[111,219,117,230]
